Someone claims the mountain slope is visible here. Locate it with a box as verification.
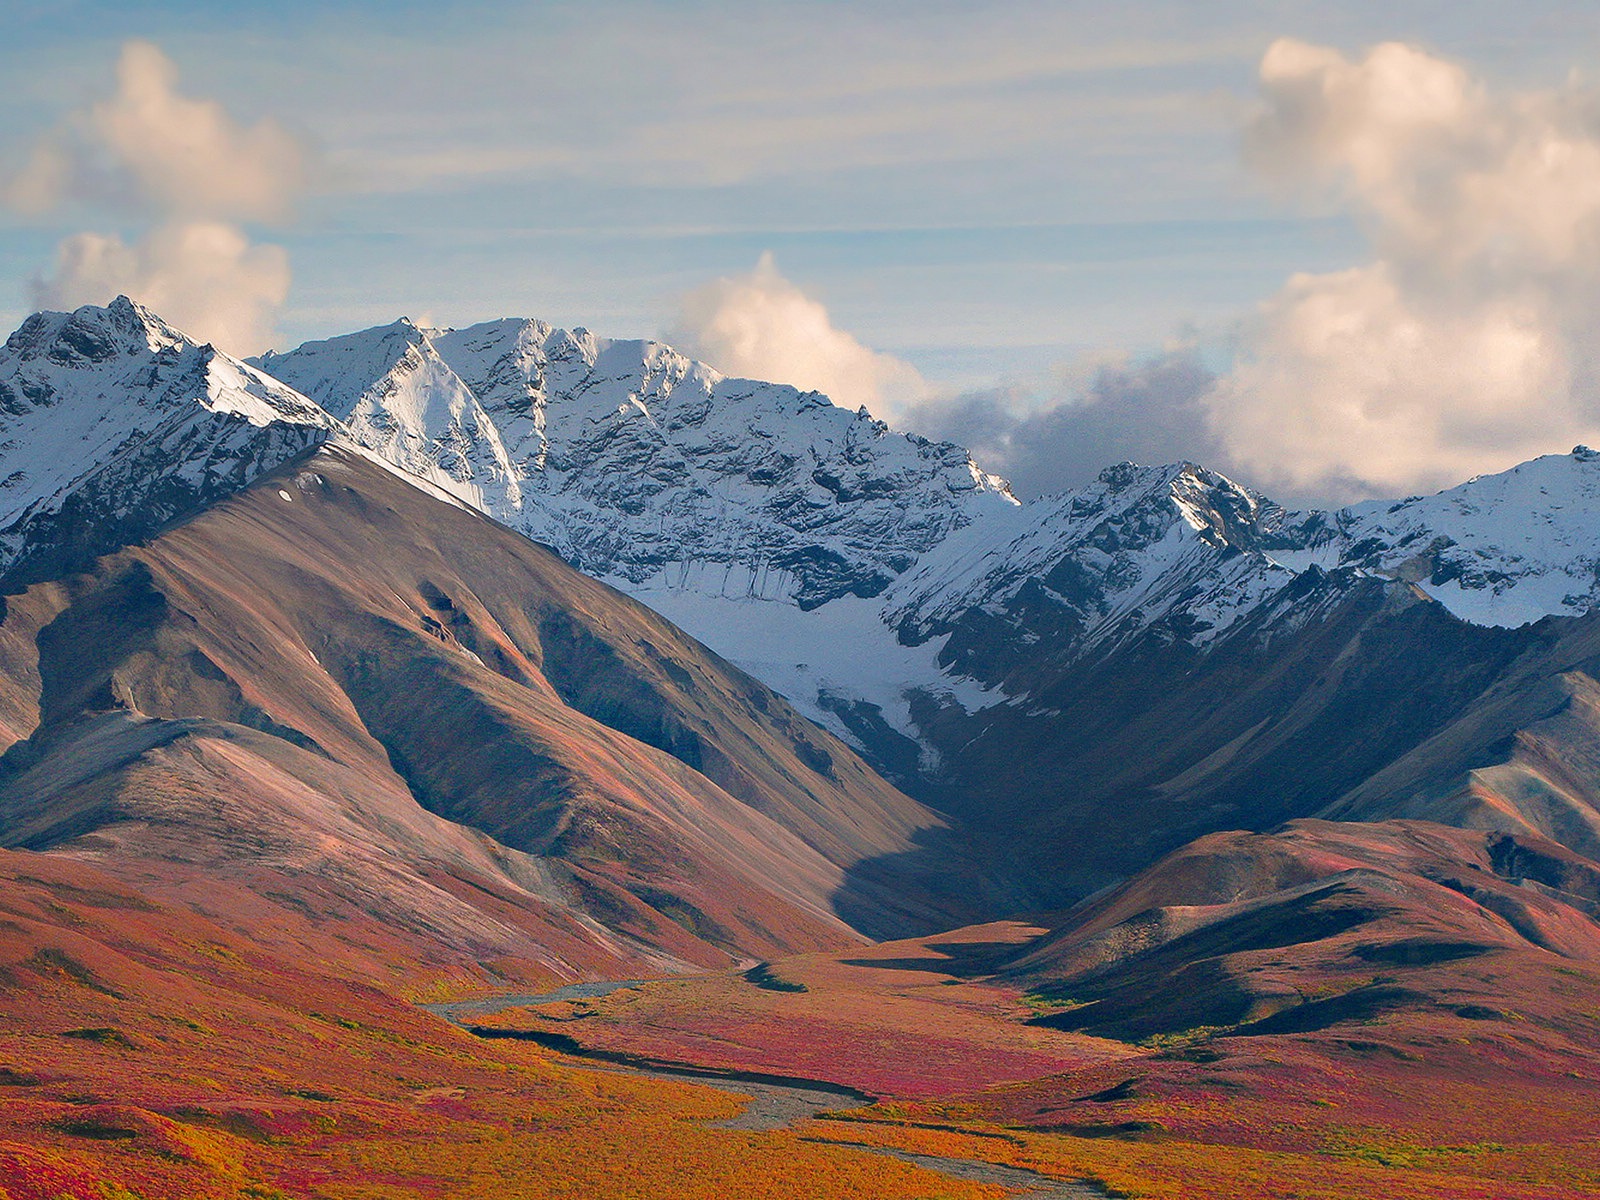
[1322,606,1600,859]
[0,444,978,987]
[886,448,1600,673]
[7,299,1600,930]
[802,457,1600,908]
[1010,817,1600,1039]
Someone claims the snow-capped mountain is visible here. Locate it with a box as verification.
[651,445,1600,760]
[252,319,525,513]
[881,447,1600,692]
[0,297,336,586]
[11,298,1600,783]
[255,317,1016,609]
[1330,446,1600,627]
[884,461,1308,662]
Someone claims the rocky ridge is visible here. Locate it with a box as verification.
[256,316,1017,609]
[0,297,336,588]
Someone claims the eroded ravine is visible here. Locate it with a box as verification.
[426,984,1110,1199]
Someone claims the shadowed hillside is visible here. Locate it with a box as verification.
[0,445,982,987]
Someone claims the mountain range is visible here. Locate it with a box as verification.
[4,296,1600,1199]
[11,294,1600,902]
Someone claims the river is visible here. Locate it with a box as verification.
[424,983,1110,1199]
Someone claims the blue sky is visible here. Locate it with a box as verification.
[4,3,1600,500]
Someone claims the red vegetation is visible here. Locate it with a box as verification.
[0,850,1002,1200]
[474,823,1600,1199]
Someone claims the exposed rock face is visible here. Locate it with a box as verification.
[0,298,336,588]
[257,317,1016,609]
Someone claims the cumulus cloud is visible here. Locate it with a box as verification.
[1207,38,1600,500]
[5,41,306,354]
[671,254,1225,497]
[670,252,929,423]
[31,223,291,353]
[904,347,1222,499]
[8,40,305,222]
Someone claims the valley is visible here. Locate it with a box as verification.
[0,299,1597,1198]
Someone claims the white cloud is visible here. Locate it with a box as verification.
[5,40,305,354]
[8,40,305,222]
[1206,38,1600,500]
[30,222,290,353]
[670,252,929,423]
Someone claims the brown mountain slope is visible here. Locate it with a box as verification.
[0,444,975,985]
[1008,818,1600,1041]
[1322,609,1600,857]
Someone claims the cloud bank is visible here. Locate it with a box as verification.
[903,349,1223,499]
[670,253,929,423]
[6,41,305,353]
[669,40,1600,506]
[670,254,1227,499]
[1206,38,1600,500]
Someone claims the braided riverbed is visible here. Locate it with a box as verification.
[425,983,1109,1199]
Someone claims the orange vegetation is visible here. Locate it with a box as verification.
[474,922,1600,1199]
[0,849,1002,1200]
[470,921,1132,1098]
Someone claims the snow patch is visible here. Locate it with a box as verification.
[630,587,1001,746]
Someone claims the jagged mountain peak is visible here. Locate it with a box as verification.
[0,299,337,587]
[1327,443,1600,626]
[881,456,1303,661]
[3,295,187,366]
[1,297,325,428]
[875,441,1600,724]
[254,318,440,412]
[1068,458,1282,554]
[258,313,1017,607]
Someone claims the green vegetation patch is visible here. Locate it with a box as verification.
[743,962,809,993]
[60,1027,138,1049]
[54,1117,142,1141]
[25,947,124,997]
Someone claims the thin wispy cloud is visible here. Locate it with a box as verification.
[294,6,1243,198]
